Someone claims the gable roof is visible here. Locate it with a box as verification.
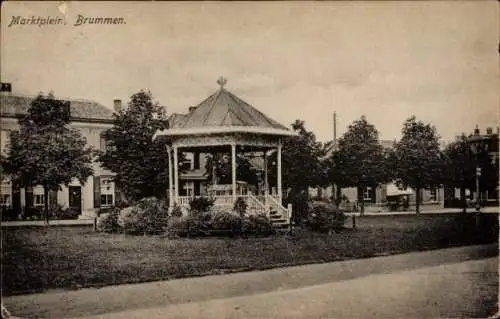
[179,88,288,130]
[168,113,188,128]
[0,94,114,122]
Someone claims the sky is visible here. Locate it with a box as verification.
[1,1,498,143]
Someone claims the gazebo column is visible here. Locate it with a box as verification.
[231,143,237,202]
[263,150,269,207]
[167,146,174,209]
[277,142,282,203]
[173,145,179,204]
[264,150,269,195]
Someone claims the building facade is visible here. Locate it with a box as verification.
[309,139,445,212]
[0,84,122,218]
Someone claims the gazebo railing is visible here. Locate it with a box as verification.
[247,194,268,216]
[266,195,290,223]
[175,194,290,223]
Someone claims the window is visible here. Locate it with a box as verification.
[429,188,438,202]
[34,194,45,207]
[183,182,194,197]
[363,187,372,201]
[100,134,113,152]
[1,178,12,206]
[100,194,113,206]
[100,177,114,207]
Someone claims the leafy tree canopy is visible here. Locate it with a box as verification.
[393,116,444,213]
[267,120,325,194]
[99,90,171,201]
[1,93,94,222]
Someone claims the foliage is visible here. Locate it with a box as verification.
[98,206,121,217]
[98,90,174,201]
[267,120,325,194]
[171,203,183,217]
[168,215,210,237]
[50,205,79,220]
[96,211,120,233]
[241,214,275,236]
[168,208,275,238]
[233,197,247,216]
[304,201,346,233]
[326,116,392,215]
[205,153,258,186]
[189,197,215,214]
[208,208,242,235]
[1,207,19,221]
[442,134,499,211]
[393,116,444,213]
[1,93,94,223]
[116,197,169,235]
[285,191,310,225]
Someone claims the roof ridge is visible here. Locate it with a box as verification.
[2,92,108,106]
[200,88,224,125]
[227,90,286,129]
[225,90,260,126]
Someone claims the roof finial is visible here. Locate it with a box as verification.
[217,76,227,89]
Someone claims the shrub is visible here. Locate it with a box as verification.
[116,197,168,235]
[117,206,143,234]
[189,197,215,214]
[22,207,43,220]
[242,213,275,236]
[49,205,80,220]
[167,215,210,237]
[233,197,247,217]
[1,207,19,221]
[137,197,169,234]
[305,201,346,233]
[171,204,183,217]
[387,199,401,212]
[167,208,275,238]
[96,211,120,233]
[209,208,242,235]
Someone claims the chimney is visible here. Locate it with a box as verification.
[188,106,197,113]
[486,127,493,135]
[113,99,122,112]
[1,82,12,95]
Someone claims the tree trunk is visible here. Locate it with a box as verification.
[415,186,421,214]
[43,185,49,225]
[335,184,341,206]
[358,186,365,216]
[460,184,467,214]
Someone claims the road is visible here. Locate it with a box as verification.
[84,257,498,319]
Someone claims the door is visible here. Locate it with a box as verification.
[68,186,82,214]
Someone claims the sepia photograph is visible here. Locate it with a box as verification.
[1,1,498,318]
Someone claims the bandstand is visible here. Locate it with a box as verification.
[154,77,297,223]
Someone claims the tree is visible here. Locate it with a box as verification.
[326,116,392,215]
[267,120,325,195]
[442,135,475,213]
[1,93,94,224]
[393,116,444,214]
[99,90,171,202]
[443,134,499,211]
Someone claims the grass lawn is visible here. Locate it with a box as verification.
[2,213,498,296]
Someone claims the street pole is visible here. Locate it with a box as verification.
[475,166,481,213]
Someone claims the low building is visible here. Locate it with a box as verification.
[310,139,445,212]
[0,83,122,218]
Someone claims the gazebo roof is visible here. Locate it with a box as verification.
[157,78,296,138]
